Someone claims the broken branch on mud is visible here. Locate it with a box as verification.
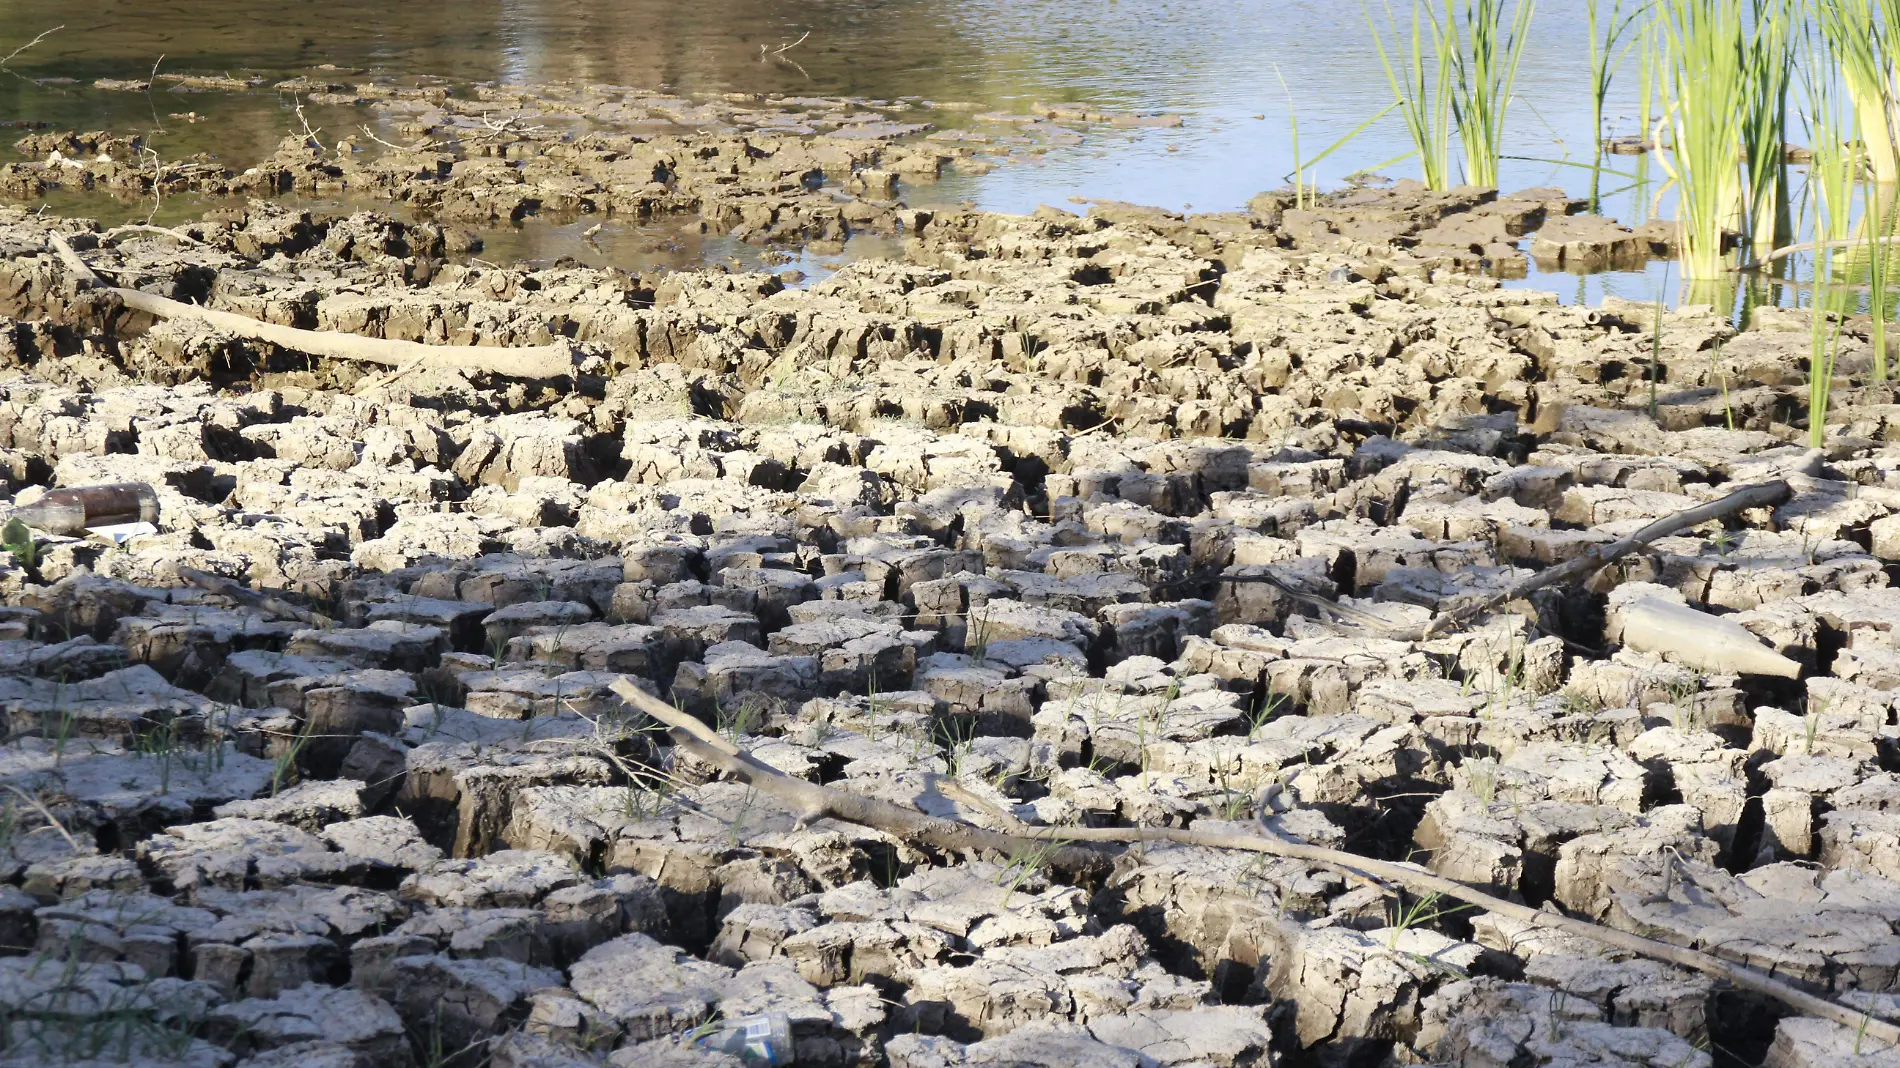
[612,675,1900,1044]
[49,231,595,379]
[1415,476,1797,638]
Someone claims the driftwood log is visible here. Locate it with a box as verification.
[49,232,593,380]
[608,676,1900,1043]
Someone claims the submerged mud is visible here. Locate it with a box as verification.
[0,86,1893,1068]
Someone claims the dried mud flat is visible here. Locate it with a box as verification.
[0,82,1896,1068]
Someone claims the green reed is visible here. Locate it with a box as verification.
[1368,0,1456,189]
[1803,47,1862,447]
[1448,0,1538,187]
[1654,0,1796,289]
[1587,0,1647,173]
[1740,0,1795,259]
[1812,0,1900,183]
[1859,181,1897,381]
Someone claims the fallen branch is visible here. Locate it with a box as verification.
[1415,477,1792,639]
[177,567,334,627]
[103,223,204,246]
[608,678,1113,876]
[48,232,594,380]
[610,675,1899,1043]
[1734,234,1900,273]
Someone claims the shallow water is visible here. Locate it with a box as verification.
[0,0,1815,306]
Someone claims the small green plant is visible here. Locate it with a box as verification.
[1466,758,1501,805]
[1557,687,1601,718]
[995,836,1067,907]
[1804,696,1828,755]
[1,518,36,570]
[1384,889,1472,948]
[1275,67,1400,209]
[966,616,991,667]
[1813,0,1900,184]
[1654,0,1751,284]
[1586,0,1647,205]
[270,722,314,797]
[1247,687,1289,735]
[937,717,977,780]
[717,693,767,743]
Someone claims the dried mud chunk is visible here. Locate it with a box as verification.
[885,1024,1143,1068]
[402,849,584,909]
[1765,1015,1900,1068]
[320,814,443,872]
[214,778,366,830]
[207,983,406,1059]
[285,621,444,672]
[1420,977,1711,1068]
[1269,923,1489,1052]
[568,931,734,1042]
[1084,1006,1275,1067]
[711,902,819,966]
[373,953,563,1054]
[0,663,221,744]
[139,817,370,894]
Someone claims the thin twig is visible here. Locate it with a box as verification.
[358,124,445,154]
[1734,235,1900,273]
[0,25,63,72]
[103,224,203,246]
[0,784,82,852]
[608,679,1113,874]
[1414,477,1794,638]
[293,96,324,151]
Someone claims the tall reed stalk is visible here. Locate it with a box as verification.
[1367,0,1455,190]
[1803,52,1863,448]
[1739,0,1795,259]
[1813,0,1900,184]
[1655,0,1750,285]
[1447,0,1538,188]
[1587,0,1647,150]
[1863,181,1894,381]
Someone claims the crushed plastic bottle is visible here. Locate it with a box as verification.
[6,483,159,536]
[689,1012,793,1066]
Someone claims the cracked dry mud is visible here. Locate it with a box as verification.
[0,80,1896,1068]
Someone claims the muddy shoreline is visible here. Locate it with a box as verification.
[0,82,1894,1068]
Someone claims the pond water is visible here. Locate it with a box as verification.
[0,0,1769,306]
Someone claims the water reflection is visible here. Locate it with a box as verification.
[0,0,1759,306]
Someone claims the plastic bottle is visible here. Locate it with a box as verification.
[690,1012,794,1066]
[6,483,160,535]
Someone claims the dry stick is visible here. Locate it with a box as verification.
[1414,478,1793,639]
[103,224,203,246]
[47,232,586,379]
[611,677,1900,1044]
[607,679,1113,875]
[1176,481,1798,641]
[1735,234,1900,273]
[0,25,63,72]
[176,567,334,627]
